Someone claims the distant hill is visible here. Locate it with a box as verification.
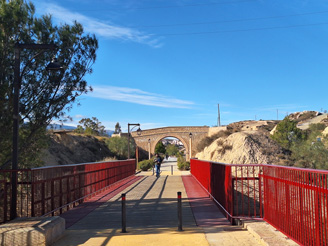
[105,130,114,136]
[47,124,76,130]
[47,124,114,136]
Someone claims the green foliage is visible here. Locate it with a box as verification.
[74,125,84,134]
[114,122,121,134]
[291,123,328,169]
[75,117,105,136]
[271,117,304,150]
[177,161,190,170]
[196,130,233,152]
[0,0,98,168]
[176,151,190,170]
[271,121,328,169]
[155,141,166,154]
[291,141,328,169]
[176,151,189,170]
[165,144,179,156]
[105,137,135,160]
[308,123,326,132]
[138,160,154,171]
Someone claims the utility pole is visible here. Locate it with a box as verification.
[218,104,221,126]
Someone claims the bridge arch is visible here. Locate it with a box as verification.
[150,135,188,156]
[131,126,209,161]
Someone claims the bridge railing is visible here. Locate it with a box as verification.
[190,159,262,223]
[190,159,328,246]
[0,160,135,223]
[262,165,328,246]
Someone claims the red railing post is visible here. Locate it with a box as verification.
[3,181,8,222]
[41,182,45,215]
[66,177,70,211]
[59,178,63,214]
[259,172,262,218]
[31,171,35,217]
[314,174,321,246]
[51,180,55,216]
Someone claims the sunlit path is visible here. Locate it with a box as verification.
[54,173,262,246]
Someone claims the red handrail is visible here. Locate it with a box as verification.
[190,158,328,246]
[0,160,136,223]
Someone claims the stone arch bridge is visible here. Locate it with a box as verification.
[131,126,209,161]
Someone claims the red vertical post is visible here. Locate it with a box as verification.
[285,170,290,235]
[315,173,321,246]
[59,178,63,214]
[4,182,7,222]
[51,181,55,216]
[259,171,262,218]
[67,177,70,211]
[241,166,244,217]
[31,171,35,217]
[178,191,183,231]
[253,166,256,217]
[121,193,127,233]
[41,182,45,215]
[235,167,238,217]
[73,174,76,207]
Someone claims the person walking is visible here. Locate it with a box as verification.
[154,153,162,177]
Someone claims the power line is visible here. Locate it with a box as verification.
[76,0,256,12]
[156,21,328,36]
[130,10,328,28]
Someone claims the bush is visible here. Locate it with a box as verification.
[176,151,189,170]
[177,161,190,170]
[105,137,135,159]
[196,130,233,152]
[271,117,304,150]
[138,160,154,171]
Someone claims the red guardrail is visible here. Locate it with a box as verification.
[190,159,328,246]
[0,160,136,223]
[262,165,328,246]
[190,159,262,223]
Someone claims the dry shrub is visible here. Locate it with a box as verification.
[197,130,233,152]
[217,144,233,155]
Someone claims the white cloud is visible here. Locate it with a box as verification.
[36,3,162,48]
[74,114,84,119]
[88,86,194,109]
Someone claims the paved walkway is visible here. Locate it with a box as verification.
[53,161,292,246]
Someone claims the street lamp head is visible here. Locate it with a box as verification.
[137,127,142,136]
[46,57,63,71]
[189,132,192,138]
[148,138,151,143]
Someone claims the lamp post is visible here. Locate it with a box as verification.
[148,139,151,160]
[127,123,141,159]
[189,132,192,160]
[11,43,62,220]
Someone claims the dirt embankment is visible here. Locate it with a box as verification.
[196,112,328,165]
[196,130,285,164]
[42,132,112,166]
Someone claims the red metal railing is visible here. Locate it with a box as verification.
[190,159,328,246]
[262,165,328,246]
[0,160,135,223]
[190,159,262,223]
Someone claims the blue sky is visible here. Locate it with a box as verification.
[34,0,328,132]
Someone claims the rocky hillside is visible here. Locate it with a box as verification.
[196,130,286,164]
[42,131,112,166]
[195,111,328,165]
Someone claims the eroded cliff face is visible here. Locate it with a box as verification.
[195,131,285,164]
[42,132,112,166]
